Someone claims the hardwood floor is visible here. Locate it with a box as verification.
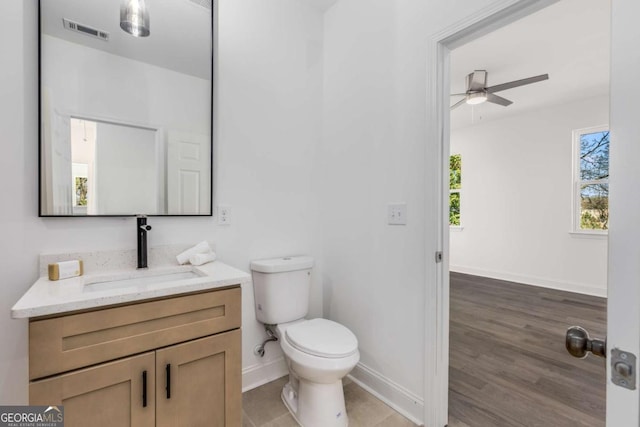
[448,272,607,427]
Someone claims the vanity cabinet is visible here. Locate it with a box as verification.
[30,352,156,426]
[28,287,241,427]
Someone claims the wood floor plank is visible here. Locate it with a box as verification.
[449,273,606,427]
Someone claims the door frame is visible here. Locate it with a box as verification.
[428,0,640,425]
[424,1,584,426]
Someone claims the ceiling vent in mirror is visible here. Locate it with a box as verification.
[63,19,109,41]
[187,0,212,10]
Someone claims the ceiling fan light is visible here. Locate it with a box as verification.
[466,92,487,105]
[120,0,150,37]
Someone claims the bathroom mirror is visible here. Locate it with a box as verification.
[39,0,213,216]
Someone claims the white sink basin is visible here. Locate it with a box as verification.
[85,271,201,292]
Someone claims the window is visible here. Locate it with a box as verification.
[450,154,462,226]
[573,126,609,232]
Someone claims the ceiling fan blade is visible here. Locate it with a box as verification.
[486,93,513,107]
[450,93,467,97]
[450,98,467,110]
[467,70,487,91]
[486,74,549,93]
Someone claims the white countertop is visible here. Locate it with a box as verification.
[11,260,251,319]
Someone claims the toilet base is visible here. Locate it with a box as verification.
[281,378,349,427]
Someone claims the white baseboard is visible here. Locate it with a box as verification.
[449,265,607,298]
[348,363,424,426]
[242,357,288,393]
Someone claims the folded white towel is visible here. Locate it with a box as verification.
[189,251,217,266]
[176,241,211,265]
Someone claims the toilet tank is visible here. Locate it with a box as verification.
[250,256,314,325]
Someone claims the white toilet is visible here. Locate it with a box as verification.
[251,256,359,427]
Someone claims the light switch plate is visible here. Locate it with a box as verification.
[388,203,407,225]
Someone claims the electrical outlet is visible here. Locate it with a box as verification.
[217,205,232,225]
[388,203,407,225]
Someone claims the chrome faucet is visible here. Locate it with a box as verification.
[137,215,152,269]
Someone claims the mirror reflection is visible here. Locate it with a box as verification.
[39,0,212,216]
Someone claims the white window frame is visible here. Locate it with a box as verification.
[571,125,609,236]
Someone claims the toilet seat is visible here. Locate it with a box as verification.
[285,318,358,358]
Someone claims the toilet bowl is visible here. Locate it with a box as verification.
[251,256,360,427]
[276,318,359,427]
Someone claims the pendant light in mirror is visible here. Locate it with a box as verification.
[120,0,150,37]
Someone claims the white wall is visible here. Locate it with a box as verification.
[215,0,325,388]
[95,123,157,215]
[42,34,210,137]
[450,96,609,296]
[0,0,36,406]
[319,0,443,421]
[0,0,324,403]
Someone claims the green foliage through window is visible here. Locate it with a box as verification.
[450,154,461,226]
[450,192,460,226]
[75,177,88,207]
[450,154,462,189]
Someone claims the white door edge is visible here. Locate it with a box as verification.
[605,0,640,425]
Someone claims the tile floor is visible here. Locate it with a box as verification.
[242,376,418,427]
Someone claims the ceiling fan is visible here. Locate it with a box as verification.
[451,70,549,110]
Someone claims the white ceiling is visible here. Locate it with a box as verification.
[450,0,610,130]
[41,0,211,80]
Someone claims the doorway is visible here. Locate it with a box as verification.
[446,1,610,423]
[422,0,640,425]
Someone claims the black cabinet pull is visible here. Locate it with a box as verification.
[166,364,171,399]
[142,370,148,408]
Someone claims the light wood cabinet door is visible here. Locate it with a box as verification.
[156,329,241,427]
[30,352,155,427]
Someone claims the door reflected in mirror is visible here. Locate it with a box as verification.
[39,0,213,216]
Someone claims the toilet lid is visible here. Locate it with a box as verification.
[285,318,358,358]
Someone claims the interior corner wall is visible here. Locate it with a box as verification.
[0,0,324,403]
[450,95,609,296]
[319,0,441,422]
[214,0,325,390]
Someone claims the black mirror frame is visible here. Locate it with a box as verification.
[37,0,214,218]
